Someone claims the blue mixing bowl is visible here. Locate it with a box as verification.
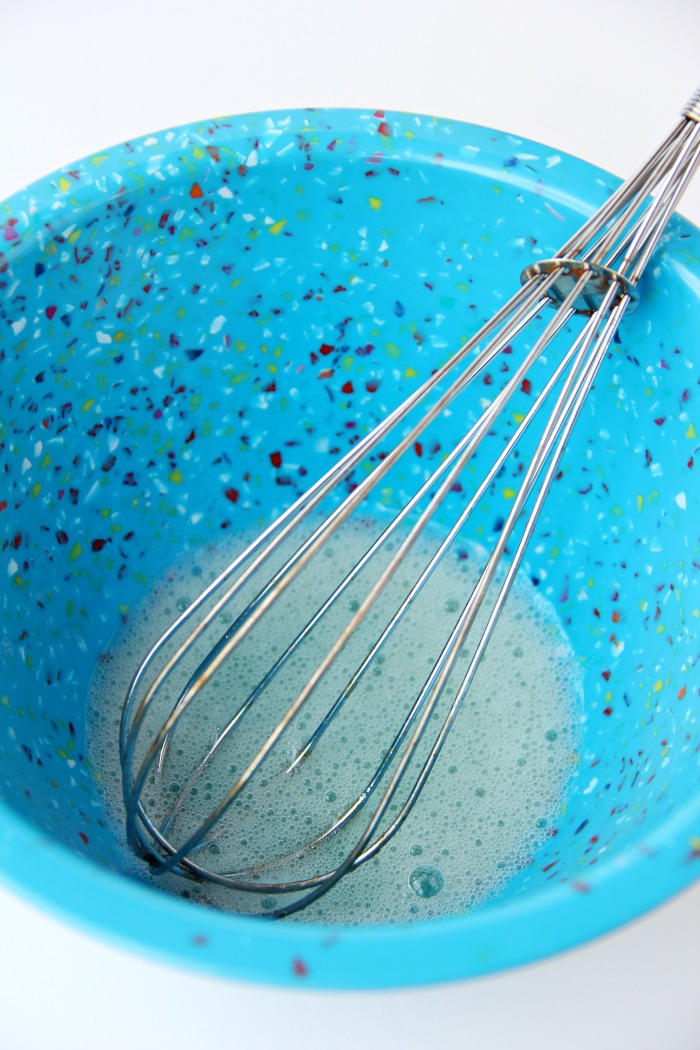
[1,108,699,988]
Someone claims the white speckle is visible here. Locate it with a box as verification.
[146,155,165,175]
[144,136,159,146]
[243,213,256,223]
[7,559,18,576]
[246,150,258,167]
[217,186,234,199]
[583,777,598,795]
[675,491,686,509]
[96,330,112,344]
[33,441,42,457]
[21,457,31,474]
[210,315,226,335]
[12,317,26,336]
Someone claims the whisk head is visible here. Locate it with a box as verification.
[119,90,700,917]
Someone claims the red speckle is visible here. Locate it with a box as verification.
[601,670,611,681]
[225,488,239,503]
[79,832,89,845]
[572,880,591,893]
[46,305,57,320]
[341,381,354,394]
[377,121,393,137]
[292,957,309,978]
[206,146,220,163]
[654,417,666,426]
[603,706,613,716]
[185,429,196,444]
[0,501,6,512]
[678,685,687,700]
[414,441,423,457]
[190,183,204,199]
[56,530,68,545]
[365,379,380,393]
[521,378,532,395]
[91,538,109,552]
[270,451,282,468]
[319,342,334,356]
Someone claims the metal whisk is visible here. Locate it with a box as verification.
[120,87,700,917]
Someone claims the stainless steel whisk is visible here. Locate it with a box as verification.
[121,87,700,917]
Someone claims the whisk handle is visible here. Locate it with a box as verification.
[682,87,700,122]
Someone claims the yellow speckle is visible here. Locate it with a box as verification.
[31,482,41,499]
[686,423,696,439]
[296,209,312,222]
[691,836,700,851]
[0,695,9,708]
[653,679,664,692]
[82,399,95,412]
[513,412,525,424]
[403,366,418,379]
[58,176,71,192]
[192,146,205,159]
[268,218,287,236]
[169,469,183,484]
[68,542,82,563]
[386,342,401,359]
[90,153,110,167]
[369,197,382,211]
[637,493,643,511]
[503,487,516,499]
[114,330,128,342]
[68,228,82,244]
[234,340,246,352]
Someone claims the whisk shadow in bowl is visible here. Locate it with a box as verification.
[1,107,699,988]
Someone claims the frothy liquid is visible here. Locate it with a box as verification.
[88,516,583,925]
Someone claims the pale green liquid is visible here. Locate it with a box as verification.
[88,517,583,925]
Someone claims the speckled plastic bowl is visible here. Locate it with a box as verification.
[1,108,699,989]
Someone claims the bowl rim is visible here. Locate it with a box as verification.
[2,105,700,989]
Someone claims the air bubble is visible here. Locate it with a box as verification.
[408,865,445,898]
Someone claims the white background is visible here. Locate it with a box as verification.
[2,2,700,1047]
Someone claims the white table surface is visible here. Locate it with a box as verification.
[2,2,700,1047]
